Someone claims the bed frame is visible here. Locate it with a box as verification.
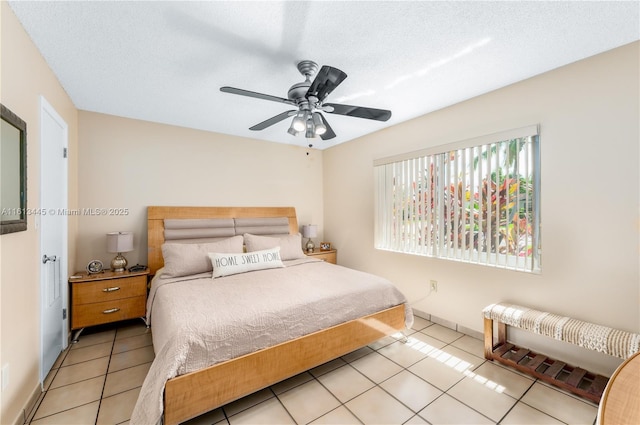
[147,206,407,424]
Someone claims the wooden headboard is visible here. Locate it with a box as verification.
[147,206,299,275]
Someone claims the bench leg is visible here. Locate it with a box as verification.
[498,321,507,345]
[484,318,494,359]
[484,318,508,359]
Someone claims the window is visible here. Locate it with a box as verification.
[374,126,540,273]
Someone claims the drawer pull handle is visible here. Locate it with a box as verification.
[102,308,120,314]
[102,286,120,292]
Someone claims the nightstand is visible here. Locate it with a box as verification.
[69,268,149,342]
[305,248,337,264]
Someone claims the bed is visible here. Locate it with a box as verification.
[131,206,413,425]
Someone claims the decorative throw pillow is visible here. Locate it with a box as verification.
[243,233,306,260]
[209,247,284,278]
[161,235,244,278]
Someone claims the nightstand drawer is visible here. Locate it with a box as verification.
[72,275,146,305]
[305,249,337,264]
[71,296,146,329]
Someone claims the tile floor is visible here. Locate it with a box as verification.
[27,316,599,424]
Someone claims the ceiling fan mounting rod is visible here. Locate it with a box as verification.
[298,100,311,111]
[296,60,318,79]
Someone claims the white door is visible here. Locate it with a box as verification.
[39,96,68,384]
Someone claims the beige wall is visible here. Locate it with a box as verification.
[0,3,79,423]
[324,41,640,376]
[76,112,324,270]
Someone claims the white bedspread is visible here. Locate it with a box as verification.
[131,258,412,425]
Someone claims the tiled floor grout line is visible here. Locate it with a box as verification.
[36,323,456,424]
[376,326,555,425]
[31,346,112,423]
[351,356,425,418]
[502,377,598,425]
[384,334,496,424]
[27,327,152,424]
[270,387,300,425]
[94,332,116,425]
[55,324,418,422]
[24,387,46,423]
[225,325,489,425]
[436,334,537,425]
[307,364,365,424]
[333,396,365,425]
[30,402,95,424]
[431,326,595,424]
[309,325,451,424]
[106,327,132,425]
[28,321,599,425]
[326,327,475,424]
[25,348,67,424]
[494,381,552,425]
[221,402,231,424]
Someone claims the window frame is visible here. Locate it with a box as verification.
[374,125,541,273]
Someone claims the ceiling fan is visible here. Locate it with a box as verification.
[220,60,391,141]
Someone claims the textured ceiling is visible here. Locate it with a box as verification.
[8,1,639,149]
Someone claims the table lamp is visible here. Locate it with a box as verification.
[302,224,317,253]
[107,231,133,272]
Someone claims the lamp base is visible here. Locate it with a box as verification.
[111,253,128,272]
[306,238,315,253]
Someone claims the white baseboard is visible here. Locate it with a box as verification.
[14,383,42,425]
[412,308,484,341]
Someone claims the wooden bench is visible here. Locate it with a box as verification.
[483,303,640,403]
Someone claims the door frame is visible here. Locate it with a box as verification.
[39,95,69,384]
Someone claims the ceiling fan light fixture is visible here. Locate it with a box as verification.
[291,111,306,132]
[287,125,301,136]
[312,113,326,136]
[305,119,315,138]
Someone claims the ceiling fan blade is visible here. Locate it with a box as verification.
[249,110,297,131]
[323,103,392,122]
[305,66,347,102]
[319,114,336,140]
[221,86,296,106]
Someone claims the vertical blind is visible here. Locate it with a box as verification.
[374,126,540,273]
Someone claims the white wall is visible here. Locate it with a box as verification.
[77,111,324,269]
[323,42,640,376]
[1,3,79,423]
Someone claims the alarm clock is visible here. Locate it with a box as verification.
[86,259,104,274]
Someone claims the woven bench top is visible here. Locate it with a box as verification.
[483,303,640,360]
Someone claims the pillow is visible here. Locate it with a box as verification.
[161,235,244,278]
[243,233,306,260]
[209,247,284,278]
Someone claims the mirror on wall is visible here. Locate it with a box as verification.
[1,103,27,234]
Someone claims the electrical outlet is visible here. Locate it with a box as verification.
[430,280,438,292]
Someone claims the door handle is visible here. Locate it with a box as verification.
[42,255,57,264]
